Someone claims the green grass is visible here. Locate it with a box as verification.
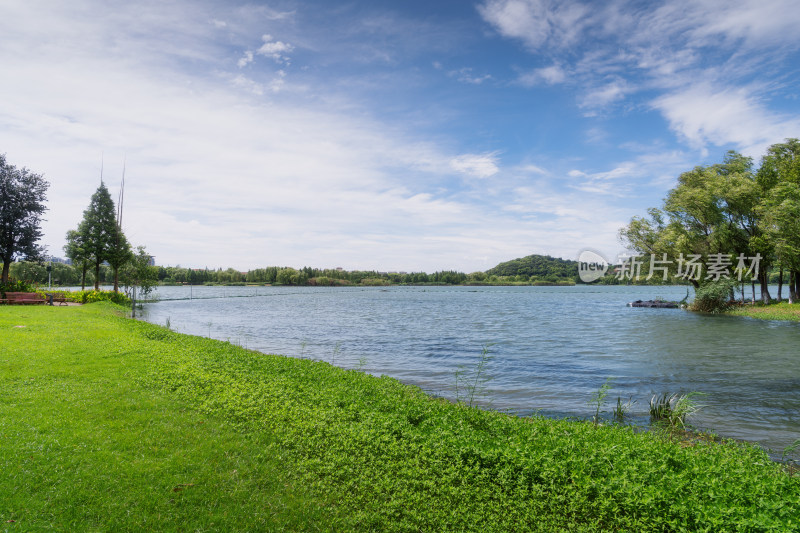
[2,303,799,531]
[727,301,800,322]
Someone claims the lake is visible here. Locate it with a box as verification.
[140,284,800,458]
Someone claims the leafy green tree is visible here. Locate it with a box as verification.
[0,154,49,284]
[758,184,800,302]
[621,151,768,298]
[75,183,121,290]
[121,246,159,300]
[64,229,91,290]
[107,224,132,293]
[276,267,298,285]
[757,139,800,302]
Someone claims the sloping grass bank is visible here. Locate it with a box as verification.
[2,304,798,531]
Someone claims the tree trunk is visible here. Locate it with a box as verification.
[751,281,756,304]
[777,267,784,302]
[94,261,101,291]
[789,271,796,305]
[1,259,9,285]
[759,271,772,305]
[113,267,119,293]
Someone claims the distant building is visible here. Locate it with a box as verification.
[147,255,155,266]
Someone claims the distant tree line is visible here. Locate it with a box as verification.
[486,254,578,282]
[10,256,582,288]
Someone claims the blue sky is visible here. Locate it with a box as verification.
[1,0,799,272]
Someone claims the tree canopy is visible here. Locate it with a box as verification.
[70,182,127,291]
[620,140,800,303]
[0,154,49,284]
[486,254,578,281]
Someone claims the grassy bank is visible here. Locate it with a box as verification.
[2,304,798,531]
[726,301,800,322]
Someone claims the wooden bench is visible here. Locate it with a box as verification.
[2,292,46,305]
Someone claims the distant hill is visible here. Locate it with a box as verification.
[485,254,578,280]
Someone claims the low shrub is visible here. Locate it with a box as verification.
[0,277,36,296]
[691,279,737,313]
[67,289,131,305]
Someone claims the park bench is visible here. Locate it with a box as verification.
[1,292,46,305]
[0,292,67,305]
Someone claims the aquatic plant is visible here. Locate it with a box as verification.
[589,378,613,426]
[782,438,800,463]
[650,392,705,429]
[612,395,635,425]
[455,344,493,408]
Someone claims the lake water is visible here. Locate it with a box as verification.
[140,284,800,458]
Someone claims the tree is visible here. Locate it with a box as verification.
[107,224,131,293]
[121,246,159,300]
[758,183,800,303]
[757,139,800,302]
[620,151,767,297]
[0,154,49,284]
[64,229,91,290]
[74,182,120,290]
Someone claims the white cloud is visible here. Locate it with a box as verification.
[450,153,500,178]
[256,34,294,63]
[268,70,287,93]
[237,50,253,68]
[518,64,566,86]
[230,74,263,95]
[652,83,800,155]
[580,80,629,109]
[448,67,492,85]
[478,0,590,50]
[518,164,548,175]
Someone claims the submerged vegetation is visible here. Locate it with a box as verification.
[2,303,798,531]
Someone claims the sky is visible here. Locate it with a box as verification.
[1,0,799,272]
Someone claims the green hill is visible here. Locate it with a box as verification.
[486,254,577,280]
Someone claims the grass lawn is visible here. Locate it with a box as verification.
[1,303,798,531]
[727,301,800,322]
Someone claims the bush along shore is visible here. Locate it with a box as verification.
[2,303,798,531]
